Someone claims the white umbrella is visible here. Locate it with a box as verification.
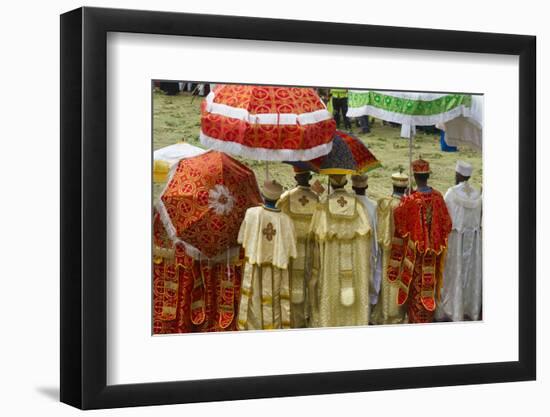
[153,142,206,183]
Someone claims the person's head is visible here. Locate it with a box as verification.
[329,174,348,189]
[351,174,368,195]
[455,160,473,185]
[391,169,409,194]
[411,157,431,188]
[294,171,312,186]
[414,173,430,188]
[262,180,283,204]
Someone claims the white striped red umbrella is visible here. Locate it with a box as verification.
[199,85,336,161]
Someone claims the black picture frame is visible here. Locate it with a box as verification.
[60,6,536,410]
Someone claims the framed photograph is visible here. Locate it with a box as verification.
[60,6,536,410]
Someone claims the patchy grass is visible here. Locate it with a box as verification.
[153,90,482,202]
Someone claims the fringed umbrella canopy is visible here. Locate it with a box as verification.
[347,90,473,132]
[199,84,336,161]
[157,151,262,260]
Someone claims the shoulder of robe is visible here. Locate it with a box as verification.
[377,196,394,214]
[276,191,290,205]
[430,188,445,200]
[450,183,482,209]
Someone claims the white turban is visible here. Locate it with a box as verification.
[456,160,473,177]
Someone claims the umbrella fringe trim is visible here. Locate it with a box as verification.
[346,104,472,127]
[199,131,334,162]
[349,90,450,101]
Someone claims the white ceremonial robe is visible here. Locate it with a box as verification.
[355,194,382,305]
[436,182,482,321]
[237,206,298,330]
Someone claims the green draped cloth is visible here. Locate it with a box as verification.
[347,90,472,125]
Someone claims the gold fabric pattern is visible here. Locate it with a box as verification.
[308,190,372,327]
[328,191,357,218]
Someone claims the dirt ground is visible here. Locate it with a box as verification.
[153,90,482,203]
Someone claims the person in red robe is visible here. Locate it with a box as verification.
[387,158,452,323]
[152,210,243,334]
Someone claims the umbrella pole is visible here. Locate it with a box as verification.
[265,161,269,181]
[409,124,414,194]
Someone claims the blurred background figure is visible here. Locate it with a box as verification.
[436,160,482,322]
[371,170,409,325]
[330,88,351,130]
[159,81,180,95]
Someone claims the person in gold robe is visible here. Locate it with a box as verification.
[371,170,409,325]
[277,168,319,328]
[237,180,298,330]
[307,174,372,328]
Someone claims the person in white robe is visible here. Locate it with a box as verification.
[436,160,482,321]
[237,180,298,330]
[351,174,382,307]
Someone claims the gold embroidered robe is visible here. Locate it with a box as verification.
[308,190,372,327]
[277,186,319,327]
[371,195,407,325]
[237,206,298,330]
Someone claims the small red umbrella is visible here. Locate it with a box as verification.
[157,151,262,259]
[199,84,336,161]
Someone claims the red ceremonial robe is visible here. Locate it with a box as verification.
[387,189,452,323]
[152,212,242,333]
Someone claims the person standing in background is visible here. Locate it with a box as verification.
[371,170,409,325]
[277,168,320,327]
[388,158,452,323]
[436,161,482,321]
[351,174,381,307]
[330,88,352,130]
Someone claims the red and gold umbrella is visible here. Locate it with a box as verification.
[199,84,336,161]
[157,151,262,259]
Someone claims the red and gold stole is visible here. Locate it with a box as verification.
[153,209,244,333]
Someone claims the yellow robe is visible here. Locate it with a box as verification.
[308,189,372,328]
[277,186,319,327]
[371,195,407,325]
[237,206,297,330]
